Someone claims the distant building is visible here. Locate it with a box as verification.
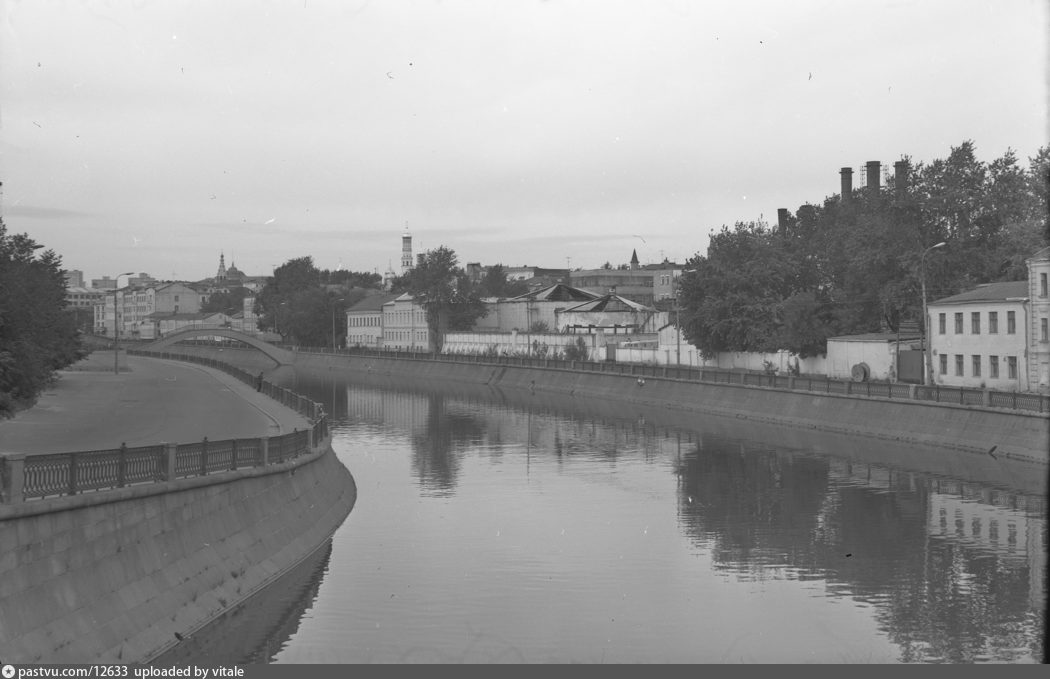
[64,270,85,288]
[347,292,399,348]
[473,284,599,332]
[382,293,430,351]
[927,281,1029,391]
[1027,246,1050,390]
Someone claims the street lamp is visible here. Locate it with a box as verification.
[112,272,134,374]
[921,242,946,386]
[331,298,345,351]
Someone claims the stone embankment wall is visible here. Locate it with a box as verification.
[0,445,355,664]
[288,351,1049,465]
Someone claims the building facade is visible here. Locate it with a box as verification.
[927,281,1029,391]
[382,293,431,351]
[347,292,399,348]
[1026,247,1050,391]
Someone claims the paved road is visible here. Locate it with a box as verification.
[0,352,311,455]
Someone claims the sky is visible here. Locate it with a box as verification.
[1,0,1047,284]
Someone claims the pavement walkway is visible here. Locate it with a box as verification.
[0,352,312,456]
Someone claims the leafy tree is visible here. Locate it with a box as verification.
[254,256,321,340]
[202,287,251,314]
[319,268,382,289]
[0,219,87,416]
[400,246,487,351]
[478,264,528,298]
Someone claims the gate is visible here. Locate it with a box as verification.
[898,350,924,384]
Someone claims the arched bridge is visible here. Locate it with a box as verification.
[145,328,295,366]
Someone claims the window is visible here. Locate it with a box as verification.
[938,313,946,334]
[971,312,980,334]
[1008,356,1017,379]
[972,355,981,377]
[1043,318,1049,343]
[989,311,998,334]
[1007,311,1016,334]
[1042,273,1048,298]
[954,313,963,334]
[939,354,947,375]
[955,354,964,376]
[989,355,999,379]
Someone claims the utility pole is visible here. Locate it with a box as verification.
[921,242,946,386]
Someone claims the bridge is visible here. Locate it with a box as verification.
[145,327,295,365]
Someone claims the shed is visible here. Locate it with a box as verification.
[826,332,922,382]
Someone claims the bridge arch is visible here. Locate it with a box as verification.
[145,328,294,366]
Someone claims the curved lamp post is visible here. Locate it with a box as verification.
[112,272,134,374]
[921,242,946,386]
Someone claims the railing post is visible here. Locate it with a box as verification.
[982,390,991,407]
[258,437,269,467]
[2,454,26,504]
[788,376,795,391]
[908,384,917,400]
[200,437,209,476]
[164,443,177,481]
[117,442,127,488]
[68,453,78,496]
[231,439,238,470]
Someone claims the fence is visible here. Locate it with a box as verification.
[325,345,1049,414]
[1,349,329,505]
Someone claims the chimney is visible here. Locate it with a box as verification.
[866,161,881,194]
[840,167,853,201]
[894,160,909,192]
[777,208,789,236]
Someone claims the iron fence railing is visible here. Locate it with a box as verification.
[1,350,329,504]
[329,345,1049,414]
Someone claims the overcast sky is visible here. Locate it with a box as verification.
[1,0,1047,284]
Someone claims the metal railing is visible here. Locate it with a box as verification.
[1,350,329,505]
[318,345,1049,414]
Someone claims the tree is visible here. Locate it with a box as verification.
[254,256,321,340]
[202,287,251,314]
[0,219,87,416]
[478,264,528,298]
[400,246,487,351]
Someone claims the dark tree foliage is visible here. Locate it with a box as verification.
[202,287,252,314]
[678,141,1049,358]
[319,268,382,289]
[400,246,487,351]
[477,264,528,299]
[0,219,87,416]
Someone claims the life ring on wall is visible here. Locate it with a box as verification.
[850,362,870,382]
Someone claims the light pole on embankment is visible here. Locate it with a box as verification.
[112,272,134,375]
[921,242,946,386]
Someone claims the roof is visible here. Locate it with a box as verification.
[346,292,399,313]
[1028,246,1050,261]
[507,283,600,302]
[561,294,654,313]
[929,281,1028,305]
[147,311,229,321]
[828,332,922,342]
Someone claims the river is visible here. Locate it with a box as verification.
[161,368,1047,664]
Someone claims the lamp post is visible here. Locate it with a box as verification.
[921,242,946,386]
[331,298,345,351]
[112,272,134,374]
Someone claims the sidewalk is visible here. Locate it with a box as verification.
[0,352,312,456]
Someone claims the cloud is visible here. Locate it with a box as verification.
[3,205,94,219]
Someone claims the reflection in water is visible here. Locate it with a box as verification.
[251,370,1045,662]
[152,540,333,665]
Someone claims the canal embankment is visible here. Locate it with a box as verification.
[0,352,356,664]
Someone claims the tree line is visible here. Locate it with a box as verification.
[0,218,87,416]
[678,141,1049,358]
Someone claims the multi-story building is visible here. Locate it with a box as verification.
[569,253,684,306]
[64,270,85,288]
[93,281,202,340]
[927,281,1029,391]
[382,293,430,351]
[347,292,399,348]
[1027,247,1050,391]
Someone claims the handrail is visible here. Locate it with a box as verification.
[288,343,1050,414]
[1,350,329,505]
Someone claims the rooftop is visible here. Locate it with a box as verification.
[930,281,1028,305]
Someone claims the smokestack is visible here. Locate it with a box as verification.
[840,167,853,201]
[777,208,789,236]
[894,160,909,192]
[866,161,881,194]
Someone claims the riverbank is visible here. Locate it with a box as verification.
[0,351,356,664]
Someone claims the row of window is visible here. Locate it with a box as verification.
[938,310,1015,335]
[938,353,1018,379]
[383,330,428,342]
[349,315,381,327]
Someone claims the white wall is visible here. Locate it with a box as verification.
[826,341,898,381]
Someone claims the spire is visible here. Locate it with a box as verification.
[216,252,228,281]
[630,249,639,269]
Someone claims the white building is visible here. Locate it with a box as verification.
[347,292,398,348]
[382,293,430,351]
[826,332,922,382]
[1026,247,1050,391]
[927,281,1029,391]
